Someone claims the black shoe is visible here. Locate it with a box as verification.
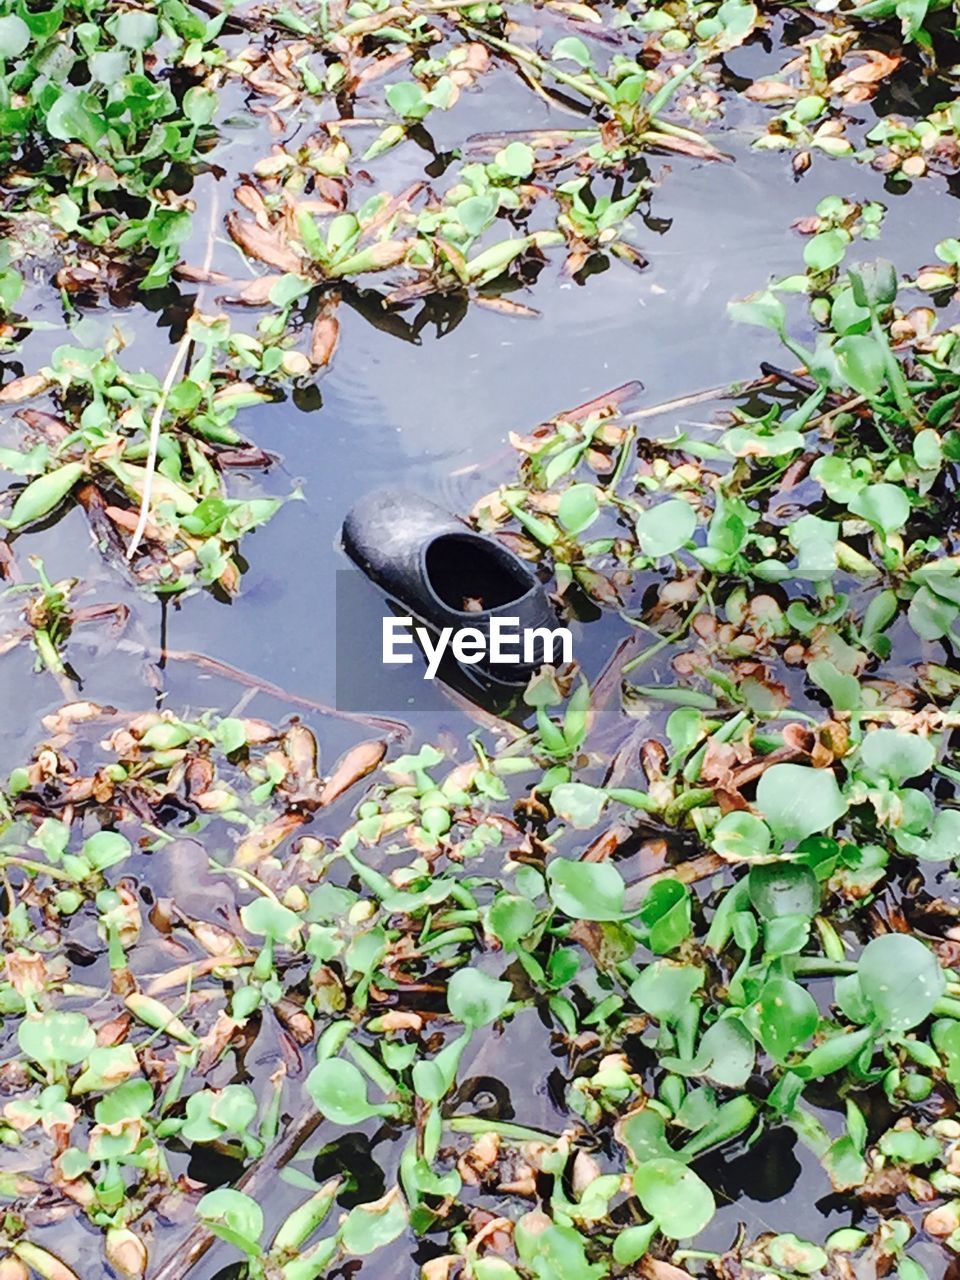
[341,489,562,685]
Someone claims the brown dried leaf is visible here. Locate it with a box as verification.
[234,813,306,866]
[744,79,799,102]
[0,374,52,404]
[319,739,386,806]
[310,311,340,369]
[226,211,303,274]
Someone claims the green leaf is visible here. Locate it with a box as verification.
[857,934,944,1031]
[909,584,957,640]
[558,484,600,535]
[727,290,786,332]
[550,782,606,829]
[184,85,217,126]
[46,90,106,149]
[748,863,819,920]
[753,978,819,1060]
[197,1188,263,1256]
[631,961,704,1021]
[711,811,771,861]
[697,1016,754,1087]
[755,764,847,844]
[487,894,538,948]
[385,81,428,118]
[240,897,302,942]
[498,141,535,178]
[515,1216,606,1279]
[635,498,697,558]
[835,335,886,398]
[858,728,935,784]
[81,830,131,871]
[848,482,910,535]
[340,1189,408,1255]
[547,859,626,921]
[457,194,498,238]
[447,968,511,1028]
[808,659,861,712]
[5,462,85,530]
[878,1127,940,1165]
[552,36,592,66]
[639,878,691,954]
[767,1235,828,1275]
[0,14,31,56]
[803,229,847,273]
[612,1222,658,1266]
[306,1058,395,1124]
[19,1011,95,1068]
[633,1158,715,1239]
[112,11,158,47]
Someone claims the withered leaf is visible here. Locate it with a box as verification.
[226,211,303,274]
[319,739,386,806]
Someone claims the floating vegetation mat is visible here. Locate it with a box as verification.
[2,0,960,1275]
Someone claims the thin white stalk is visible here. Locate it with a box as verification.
[125,332,192,561]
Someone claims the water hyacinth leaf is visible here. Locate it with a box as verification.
[498,141,535,177]
[197,1188,263,1256]
[911,807,960,860]
[305,1058,397,1124]
[184,85,217,126]
[552,35,592,66]
[633,1158,715,1238]
[631,961,705,1020]
[748,863,819,920]
[447,967,511,1028]
[857,934,944,1030]
[635,499,697,558]
[514,1217,606,1279]
[767,1236,828,1274]
[551,782,606,828]
[849,259,898,308]
[848,483,910,535]
[4,462,85,529]
[804,229,847,273]
[385,81,428,118]
[878,1127,939,1164]
[111,10,158,47]
[72,1044,139,1093]
[697,1016,755,1087]
[612,1222,659,1266]
[240,897,302,942]
[835,335,886,397]
[858,728,935,784]
[753,978,820,1060]
[547,859,626,921]
[45,90,106,149]
[808,658,861,712]
[457,194,498,238]
[19,1011,96,1068]
[81,830,131,871]
[618,1109,674,1163]
[711,811,771,861]
[0,14,30,56]
[909,584,957,640]
[339,1189,409,1255]
[639,878,692,953]
[558,484,600,535]
[728,290,786,332]
[488,894,538,948]
[755,764,847,844]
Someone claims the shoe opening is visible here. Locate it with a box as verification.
[424,533,531,611]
